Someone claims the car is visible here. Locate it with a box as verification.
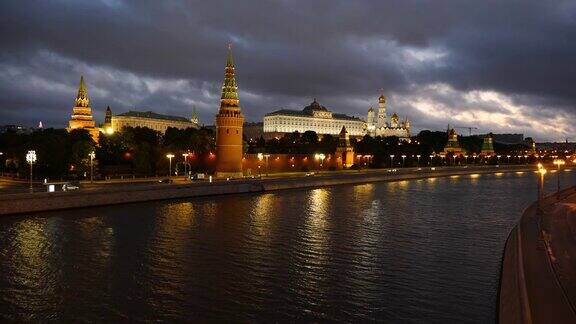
[158,178,173,184]
[190,173,206,180]
[305,172,315,177]
[62,183,79,191]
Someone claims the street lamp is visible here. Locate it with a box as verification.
[401,154,406,167]
[507,155,511,164]
[553,159,566,195]
[315,153,325,173]
[537,164,547,203]
[166,154,175,181]
[89,151,95,183]
[26,150,36,193]
[497,155,501,164]
[182,153,190,178]
[390,154,395,168]
[264,154,271,176]
[429,154,434,166]
[416,154,421,167]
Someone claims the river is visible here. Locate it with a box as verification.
[1,169,575,322]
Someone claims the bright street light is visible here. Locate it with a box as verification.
[166,154,175,181]
[182,153,190,177]
[26,150,37,193]
[89,151,95,183]
[314,153,326,173]
[553,159,566,194]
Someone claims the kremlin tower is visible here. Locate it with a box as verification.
[215,45,244,178]
[480,133,495,156]
[336,126,355,169]
[67,76,99,142]
[443,128,465,155]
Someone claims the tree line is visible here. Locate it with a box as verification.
[0,126,215,179]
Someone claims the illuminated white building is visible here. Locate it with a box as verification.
[263,99,366,137]
[366,93,410,139]
[103,109,199,134]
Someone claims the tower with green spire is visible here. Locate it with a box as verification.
[480,133,495,156]
[191,106,199,125]
[68,75,99,142]
[215,44,245,178]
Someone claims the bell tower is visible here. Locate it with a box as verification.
[215,44,244,178]
[377,92,387,128]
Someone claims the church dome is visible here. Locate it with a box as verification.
[303,98,328,112]
[378,94,386,103]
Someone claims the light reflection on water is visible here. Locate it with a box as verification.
[1,170,576,322]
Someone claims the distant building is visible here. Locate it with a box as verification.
[491,133,524,144]
[264,99,365,138]
[67,76,99,142]
[244,122,264,143]
[366,93,410,139]
[104,109,199,134]
[0,125,33,134]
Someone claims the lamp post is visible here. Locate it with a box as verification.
[497,155,501,164]
[315,153,325,173]
[26,150,36,193]
[89,151,95,183]
[429,154,434,166]
[507,155,511,164]
[416,154,421,167]
[401,155,406,168]
[182,153,190,178]
[537,163,547,205]
[390,154,395,168]
[257,153,264,177]
[166,154,174,181]
[264,154,270,176]
[553,159,565,195]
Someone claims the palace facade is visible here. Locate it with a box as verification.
[263,99,365,137]
[103,109,198,134]
[263,93,411,140]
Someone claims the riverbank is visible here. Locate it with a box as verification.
[499,186,576,323]
[0,165,534,215]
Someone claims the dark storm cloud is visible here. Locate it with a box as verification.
[0,0,575,140]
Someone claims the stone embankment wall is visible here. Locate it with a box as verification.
[0,166,532,216]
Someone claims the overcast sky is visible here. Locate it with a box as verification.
[1,0,575,141]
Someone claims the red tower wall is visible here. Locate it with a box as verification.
[216,114,244,177]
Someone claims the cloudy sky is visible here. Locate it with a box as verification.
[1,0,575,141]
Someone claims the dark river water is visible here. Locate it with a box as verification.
[1,170,576,322]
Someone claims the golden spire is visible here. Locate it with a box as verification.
[75,75,90,107]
